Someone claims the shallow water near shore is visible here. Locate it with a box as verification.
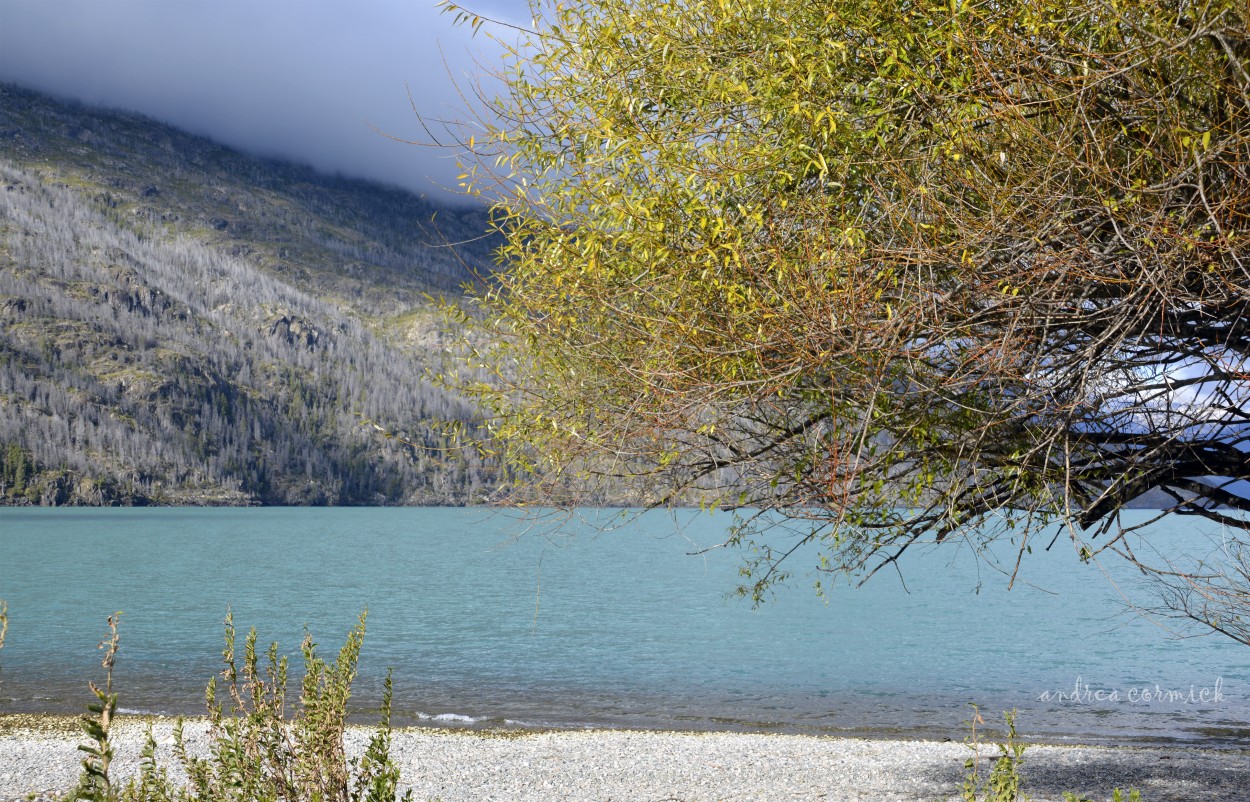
[1,507,1247,746]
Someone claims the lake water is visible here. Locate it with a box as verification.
[0,507,1247,746]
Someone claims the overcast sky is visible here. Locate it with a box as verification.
[0,0,528,201]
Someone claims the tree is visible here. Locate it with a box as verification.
[442,0,1250,639]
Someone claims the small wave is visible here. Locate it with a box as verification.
[417,712,484,724]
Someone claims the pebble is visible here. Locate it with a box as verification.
[0,717,1247,801]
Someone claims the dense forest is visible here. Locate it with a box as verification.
[0,84,503,505]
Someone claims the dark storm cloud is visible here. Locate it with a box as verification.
[0,0,528,199]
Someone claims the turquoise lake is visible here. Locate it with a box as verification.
[0,507,1246,746]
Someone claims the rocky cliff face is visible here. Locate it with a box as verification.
[0,84,502,506]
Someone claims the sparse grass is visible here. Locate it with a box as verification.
[961,705,1027,802]
[63,610,412,802]
[64,612,122,802]
[959,705,1143,802]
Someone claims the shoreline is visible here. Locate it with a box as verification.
[7,706,1246,752]
[3,715,1248,801]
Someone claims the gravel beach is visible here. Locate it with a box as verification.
[1,716,1247,802]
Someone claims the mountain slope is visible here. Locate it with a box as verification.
[0,84,500,505]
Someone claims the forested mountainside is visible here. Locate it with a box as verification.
[0,84,502,506]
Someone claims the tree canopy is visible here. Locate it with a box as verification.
[442,0,1250,639]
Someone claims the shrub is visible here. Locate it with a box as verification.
[961,705,1026,802]
[66,610,411,802]
[960,705,1143,802]
[65,611,122,802]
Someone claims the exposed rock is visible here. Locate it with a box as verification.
[267,313,323,349]
[69,475,127,506]
[37,473,70,506]
[105,286,166,317]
